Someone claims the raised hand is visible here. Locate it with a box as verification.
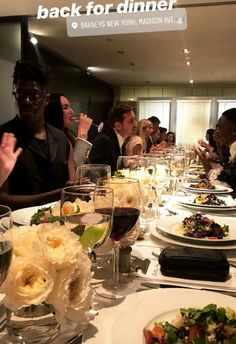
[0,132,22,187]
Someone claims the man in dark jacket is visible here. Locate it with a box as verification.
[0,60,71,210]
[89,104,137,173]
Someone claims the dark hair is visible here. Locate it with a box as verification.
[44,93,76,147]
[148,116,160,125]
[44,93,64,130]
[13,60,51,88]
[167,131,175,143]
[159,127,167,133]
[222,108,236,125]
[206,128,217,151]
[107,104,133,128]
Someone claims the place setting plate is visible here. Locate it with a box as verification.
[89,289,236,344]
[12,202,57,226]
[151,214,236,247]
[176,194,236,213]
[182,182,233,194]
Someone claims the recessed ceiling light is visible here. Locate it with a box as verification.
[183,48,190,54]
[30,37,38,45]
[190,79,194,84]
[186,61,191,66]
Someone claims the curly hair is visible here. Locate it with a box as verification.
[13,60,51,88]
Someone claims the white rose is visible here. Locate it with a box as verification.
[37,223,81,270]
[10,226,39,258]
[1,255,55,311]
[48,250,92,324]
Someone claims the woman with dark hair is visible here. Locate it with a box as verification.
[44,93,93,167]
[206,128,217,152]
[167,131,175,146]
[197,108,236,192]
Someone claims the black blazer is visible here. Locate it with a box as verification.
[0,116,70,195]
[146,137,153,153]
[89,128,121,173]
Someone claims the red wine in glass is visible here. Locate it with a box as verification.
[97,207,140,241]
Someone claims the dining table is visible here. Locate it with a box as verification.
[1,171,236,344]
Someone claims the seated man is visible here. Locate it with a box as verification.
[0,60,74,209]
[89,104,137,173]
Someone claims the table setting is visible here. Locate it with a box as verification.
[1,154,236,343]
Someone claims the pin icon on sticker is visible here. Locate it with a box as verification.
[72,22,78,29]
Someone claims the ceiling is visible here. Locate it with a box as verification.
[1,0,236,86]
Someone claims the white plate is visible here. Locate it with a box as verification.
[109,289,236,344]
[12,202,57,226]
[177,194,236,212]
[157,214,236,245]
[183,182,233,194]
[150,226,236,250]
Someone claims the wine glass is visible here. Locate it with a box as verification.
[97,177,141,299]
[75,164,111,185]
[72,117,104,133]
[0,205,13,286]
[60,186,113,255]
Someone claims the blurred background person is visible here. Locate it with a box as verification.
[146,116,160,152]
[126,118,153,155]
[167,131,175,146]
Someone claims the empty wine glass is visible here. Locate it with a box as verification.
[60,186,113,255]
[0,205,13,286]
[75,164,111,185]
[96,177,141,299]
[72,117,104,133]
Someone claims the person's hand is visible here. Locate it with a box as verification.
[0,132,22,186]
[198,139,212,153]
[194,147,212,173]
[150,140,168,153]
[77,113,93,138]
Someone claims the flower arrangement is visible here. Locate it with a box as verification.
[229,141,236,162]
[0,222,93,324]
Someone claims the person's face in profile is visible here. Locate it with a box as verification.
[121,111,137,137]
[14,80,47,130]
[60,96,74,129]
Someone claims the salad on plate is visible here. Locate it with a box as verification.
[143,304,236,344]
[193,194,226,206]
[177,213,229,239]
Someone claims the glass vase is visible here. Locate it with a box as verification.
[6,303,60,344]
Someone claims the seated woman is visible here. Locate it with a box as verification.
[0,132,22,187]
[44,93,93,168]
[167,131,175,146]
[197,108,236,192]
[125,119,153,155]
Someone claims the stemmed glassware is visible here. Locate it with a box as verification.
[96,177,141,299]
[0,205,13,286]
[117,156,168,228]
[60,186,114,255]
[75,164,111,185]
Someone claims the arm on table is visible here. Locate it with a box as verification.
[0,182,61,210]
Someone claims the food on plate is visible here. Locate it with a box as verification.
[189,181,215,189]
[178,213,229,239]
[30,207,63,225]
[193,193,226,206]
[143,304,236,344]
